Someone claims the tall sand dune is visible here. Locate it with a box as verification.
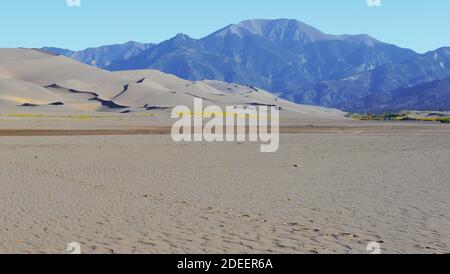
[0,48,344,119]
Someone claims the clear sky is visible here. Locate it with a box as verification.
[1,0,449,53]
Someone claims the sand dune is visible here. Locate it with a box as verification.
[0,48,344,119]
[0,79,61,107]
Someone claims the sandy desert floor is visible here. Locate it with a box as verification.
[0,116,450,254]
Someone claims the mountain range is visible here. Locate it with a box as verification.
[42,19,450,113]
[43,41,155,69]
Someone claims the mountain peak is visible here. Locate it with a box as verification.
[122,40,145,46]
[235,18,339,44]
[206,19,380,46]
[173,33,193,41]
[237,19,318,33]
[206,18,334,44]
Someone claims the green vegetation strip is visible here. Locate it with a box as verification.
[347,113,450,124]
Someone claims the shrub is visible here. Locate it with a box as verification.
[440,117,450,124]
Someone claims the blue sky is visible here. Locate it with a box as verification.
[1,0,449,53]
